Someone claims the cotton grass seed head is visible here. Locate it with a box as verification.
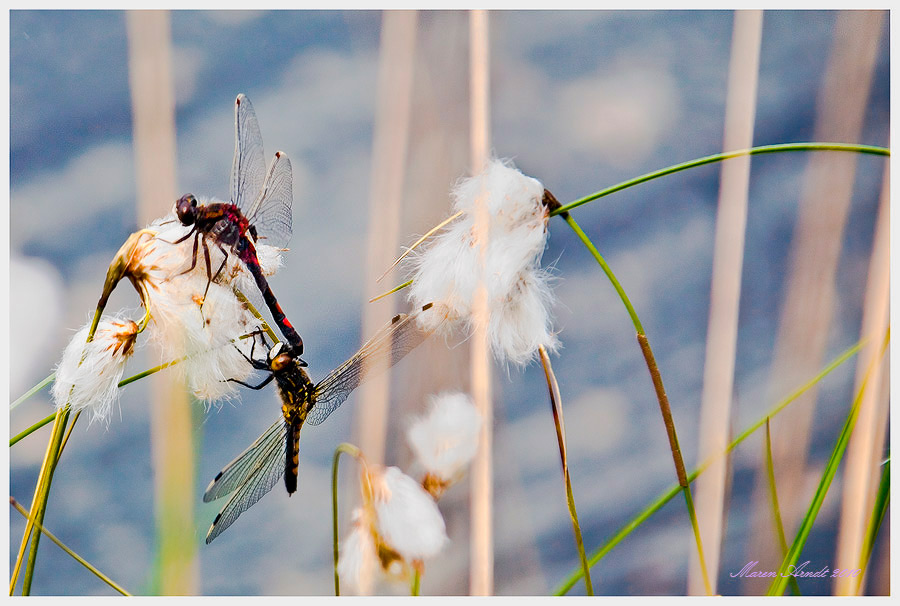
[407,392,482,497]
[337,508,380,595]
[51,315,140,426]
[369,465,448,562]
[407,158,559,364]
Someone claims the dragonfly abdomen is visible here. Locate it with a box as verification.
[240,241,304,354]
[284,421,302,494]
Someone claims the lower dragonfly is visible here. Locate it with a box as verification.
[203,302,441,544]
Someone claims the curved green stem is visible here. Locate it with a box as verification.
[564,211,709,592]
[551,142,890,216]
[332,442,362,596]
[555,339,863,595]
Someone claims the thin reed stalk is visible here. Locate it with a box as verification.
[355,10,418,475]
[127,10,197,595]
[468,8,493,597]
[690,10,762,595]
[538,346,592,594]
[747,13,884,588]
[833,160,890,595]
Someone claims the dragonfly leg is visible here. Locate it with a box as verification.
[227,373,275,391]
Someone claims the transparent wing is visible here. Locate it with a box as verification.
[203,418,287,544]
[308,303,438,426]
[243,151,293,249]
[231,94,267,212]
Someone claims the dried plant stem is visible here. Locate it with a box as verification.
[376,210,463,283]
[355,9,417,477]
[834,160,890,596]
[468,7,493,597]
[9,498,131,596]
[538,345,593,594]
[562,211,710,593]
[690,10,762,595]
[555,339,863,594]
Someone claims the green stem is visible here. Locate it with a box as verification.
[856,454,889,594]
[566,210,710,592]
[764,419,802,596]
[332,442,362,597]
[9,498,131,596]
[561,214,643,334]
[9,413,56,447]
[10,373,55,411]
[551,142,890,217]
[20,406,70,595]
[411,568,421,596]
[554,339,862,595]
[767,329,889,596]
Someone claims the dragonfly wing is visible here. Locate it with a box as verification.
[204,418,287,544]
[243,151,293,249]
[308,303,439,426]
[231,94,267,212]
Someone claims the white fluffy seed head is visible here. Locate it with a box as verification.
[407,158,559,364]
[147,277,261,404]
[51,315,140,426]
[337,508,379,596]
[369,466,448,561]
[407,392,482,489]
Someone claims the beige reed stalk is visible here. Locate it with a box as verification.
[743,11,884,593]
[126,10,197,595]
[354,9,417,470]
[468,8,493,597]
[833,161,890,595]
[688,10,763,596]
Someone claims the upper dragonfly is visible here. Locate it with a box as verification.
[174,94,304,356]
[203,302,441,544]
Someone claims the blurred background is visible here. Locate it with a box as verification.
[9,10,889,596]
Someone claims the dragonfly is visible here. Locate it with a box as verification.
[203,302,441,544]
[173,93,304,356]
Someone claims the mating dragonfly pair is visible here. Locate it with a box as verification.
[174,94,439,543]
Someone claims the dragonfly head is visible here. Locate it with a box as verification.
[175,194,198,226]
[268,341,307,371]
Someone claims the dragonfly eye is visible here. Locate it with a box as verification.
[175,194,197,225]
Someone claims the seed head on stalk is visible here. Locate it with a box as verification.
[337,462,448,594]
[51,316,140,426]
[407,158,560,365]
[407,392,482,499]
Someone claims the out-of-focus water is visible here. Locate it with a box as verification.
[9,10,889,596]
